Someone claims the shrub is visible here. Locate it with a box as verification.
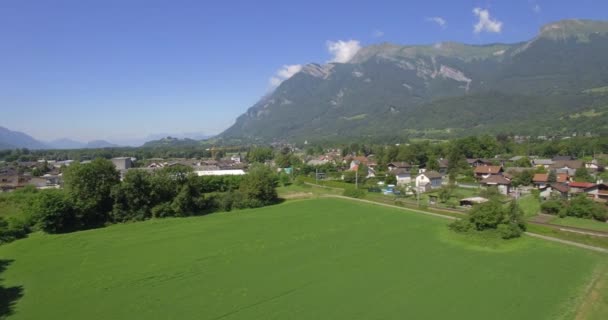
[498,223,523,239]
[448,219,473,233]
[342,188,366,199]
[540,200,562,215]
[151,202,175,218]
[31,190,79,234]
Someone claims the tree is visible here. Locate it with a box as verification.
[511,170,534,187]
[246,147,273,163]
[547,170,557,183]
[31,189,78,233]
[385,173,397,185]
[513,156,532,167]
[238,164,278,206]
[62,158,120,227]
[111,170,155,222]
[426,154,440,172]
[574,167,594,183]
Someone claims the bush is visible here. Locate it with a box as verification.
[151,202,175,218]
[342,188,366,199]
[498,223,523,239]
[31,190,79,233]
[540,200,562,215]
[448,219,473,233]
[0,217,30,244]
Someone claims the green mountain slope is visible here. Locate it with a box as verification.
[220,19,608,142]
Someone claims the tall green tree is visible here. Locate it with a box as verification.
[238,164,278,206]
[62,158,120,227]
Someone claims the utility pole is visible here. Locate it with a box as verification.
[315,168,318,184]
[355,169,359,189]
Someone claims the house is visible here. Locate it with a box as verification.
[550,183,570,199]
[550,160,583,176]
[533,173,548,188]
[532,159,554,168]
[585,159,600,171]
[568,182,597,196]
[392,169,412,186]
[480,175,512,195]
[415,171,443,192]
[466,159,492,167]
[387,162,412,172]
[594,184,608,201]
[474,166,503,180]
[556,173,569,183]
[194,169,245,176]
[230,154,242,164]
[437,159,449,175]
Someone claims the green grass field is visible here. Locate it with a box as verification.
[0,198,606,319]
[549,216,608,232]
[519,195,541,217]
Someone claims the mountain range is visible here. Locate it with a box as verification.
[0,127,213,150]
[219,19,608,142]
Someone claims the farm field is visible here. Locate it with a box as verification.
[0,198,606,320]
[548,216,608,233]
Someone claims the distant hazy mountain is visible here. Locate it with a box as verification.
[220,19,608,142]
[142,136,202,148]
[47,138,87,149]
[0,126,48,150]
[85,140,120,149]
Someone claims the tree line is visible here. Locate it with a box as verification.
[0,158,278,243]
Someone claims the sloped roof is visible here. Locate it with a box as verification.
[533,173,548,182]
[551,183,569,193]
[556,173,569,183]
[474,166,503,174]
[388,162,412,168]
[569,182,596,189]
[423,171,443,179]
[481,175,511,185]
[551,160,583,169]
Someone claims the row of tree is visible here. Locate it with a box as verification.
[3,159,278,239]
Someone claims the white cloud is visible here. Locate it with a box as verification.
[426,17,447,28]
[268,64,302,87]
[372,30,384,38]
[532,4,541,13]
[326,40,361,63]
[473,8,503,34]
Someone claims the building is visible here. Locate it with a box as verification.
[474,166,503,180]
[480,175,512,195]
[415,171,443,192]
[111,157,133,170]
[194,169,245,176]
[387,162,412,172]
[392,169,412,186]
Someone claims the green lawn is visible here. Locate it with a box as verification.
[549,216,608,232]
[519,195,541,217]
[0,198,606,320]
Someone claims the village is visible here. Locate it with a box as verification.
[2,148,607,208]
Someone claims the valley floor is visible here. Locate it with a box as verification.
[0,198,606,319]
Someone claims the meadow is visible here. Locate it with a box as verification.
[0,198,606,319]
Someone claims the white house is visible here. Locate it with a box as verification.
[195,169,245,176]
[415,171,443,192]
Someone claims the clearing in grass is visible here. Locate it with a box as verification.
[0,198,606,320]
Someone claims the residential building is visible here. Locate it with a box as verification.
[480,175,512,195]
[474,166,503,180]
[415,171,443,192]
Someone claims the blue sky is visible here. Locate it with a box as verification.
[1,0,607,143]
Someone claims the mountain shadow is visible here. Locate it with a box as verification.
[0,259,23,319]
